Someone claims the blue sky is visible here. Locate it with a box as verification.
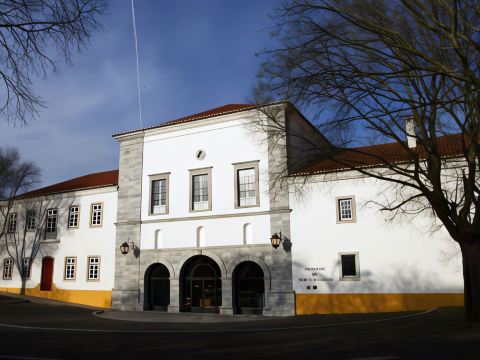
[0,0,280,187]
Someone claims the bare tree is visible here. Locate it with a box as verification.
[0,0,108,125]
[255,0,480,322]
[0,146,40,294]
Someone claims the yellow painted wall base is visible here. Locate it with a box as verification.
[0,284,112,309]
[296,293,464,315]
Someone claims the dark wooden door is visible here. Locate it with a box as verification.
[40,257,54,291]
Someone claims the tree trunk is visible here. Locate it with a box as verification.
[20,277,26,296]
[460,240,480,322]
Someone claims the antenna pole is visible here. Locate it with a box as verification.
[131,0,143,128]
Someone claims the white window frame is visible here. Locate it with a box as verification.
[26,210,36,231]
[233,161,260,208]
[68,205,80,228]
[87,256,100,281]
[46,208,58,233]
[189,167,212,212]
[90,203,103,227]
[64,256,76,280]
[149,173,170,215]
[7,213,16,233]
[3,258,13,280]
[336,196,356,223]
[339,252,360,281]
[23,258,31,279]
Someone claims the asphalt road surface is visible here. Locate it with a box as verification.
[0,295,478,360]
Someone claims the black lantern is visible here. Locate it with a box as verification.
[120,242,130,255]
[270,232,282,249]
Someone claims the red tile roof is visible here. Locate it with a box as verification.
[295,133,466,175]
[18,170,119,199]
[113,103,256,137]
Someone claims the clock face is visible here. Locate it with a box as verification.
[196,149,206,160]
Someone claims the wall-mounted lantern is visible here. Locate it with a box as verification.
[270,232,282,249]
[120,240,135,255]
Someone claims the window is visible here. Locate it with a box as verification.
[64,257,76,280]
[87,256,100,280]
[233,161,260,208]
[46,208,57,233]
[336,196,356,223]
[23,258,31,279]
[339,252,360,281]
[7,213,16,233]
[90,203,103,227]
[189,167,212,212]
[149,173,169,215]
[68,206,79,228]
[26,210,36,231]
[3,259,13,280]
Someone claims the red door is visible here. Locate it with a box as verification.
[40,257,54,291]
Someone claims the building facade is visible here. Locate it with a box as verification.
[0,103,465,314]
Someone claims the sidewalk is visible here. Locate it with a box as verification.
[0,291,102,310]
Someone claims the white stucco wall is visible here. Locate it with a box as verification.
[140,113,273,249]
[290,174,464,295]
[0,187,117,291]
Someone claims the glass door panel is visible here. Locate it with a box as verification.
[191,280,202,308]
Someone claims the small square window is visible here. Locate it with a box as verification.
[336,196,356,223]
[339,252,360,281]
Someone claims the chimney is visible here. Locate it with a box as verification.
[405,118,416,148]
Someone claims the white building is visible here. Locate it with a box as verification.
[0,103,464,314]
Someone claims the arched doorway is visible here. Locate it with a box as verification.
[180,256,222,313]
[144,263,170,311]
[40,257,54,291]
[233,261,264,315]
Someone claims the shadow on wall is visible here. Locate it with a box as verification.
[294,260,464,315]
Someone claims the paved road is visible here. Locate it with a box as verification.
[0,295,478,360]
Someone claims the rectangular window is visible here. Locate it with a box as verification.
[7,213,16,233]
[234,161,260,208]
[3,258,13,280]
[336,196,356,223]
[68,206,79,228]
[23,258,31,279]
[64,257,76,280]
[189,168,212,212]
[339,252,360,280]
[90,203,103,227]
[26,210,36,231]
[87,256,100,280]
[45,208,57,239]
[149,173,169,215]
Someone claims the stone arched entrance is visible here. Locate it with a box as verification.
[144,263,170,311]
[179,255,222,313]
[232,261,265,315]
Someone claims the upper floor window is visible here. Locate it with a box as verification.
[3,258,13,280]
[336,196,356,223]
[7,213,16,233]
[68,206,79,228]
[91,203,103,227]
[26,210,36,231]
[233,161,260,208]
[46,208,58,234]
[190,167,212,212]
[149,173,169,215]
